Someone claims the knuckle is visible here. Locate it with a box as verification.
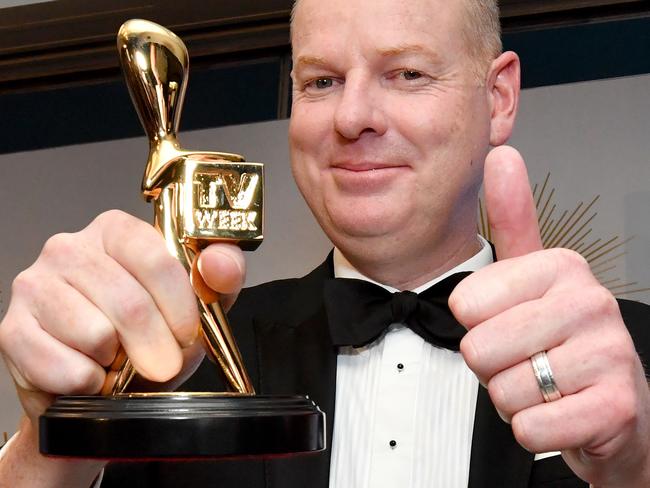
[554,248,589,270]
[95,209,130,226]
[94,210,149,245]
[564,285,618,328]
[607,330,634,359]
[101,211,162,257]
[545,248,590,282]
[593,287,619,318]
[606,386,637,431]
[118,294,155,327]
[41,232,76,261]
[149,247,183,279]
[111,210,152,238]
[11,269,38,297]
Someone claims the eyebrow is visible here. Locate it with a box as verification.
[294,55,329,68]
[293,45,442,71]
[378,44,441,62]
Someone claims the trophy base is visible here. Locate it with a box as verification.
[39,393,325,460]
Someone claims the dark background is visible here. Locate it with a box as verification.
[1,0,649,154]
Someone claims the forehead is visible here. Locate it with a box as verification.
[291,0,467,60]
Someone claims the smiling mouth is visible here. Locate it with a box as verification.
[328,162,410,192]
[331,162,408,172]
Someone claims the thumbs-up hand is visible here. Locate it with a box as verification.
[449,146,650,487]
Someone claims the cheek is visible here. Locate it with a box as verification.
[289,99,340,183]
[394,95,489,214]
[397,93,489,165]
[392,93,456,142]
[289,101,333,153]
[289,107,327,209]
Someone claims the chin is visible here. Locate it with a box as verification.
[323,204,406,240]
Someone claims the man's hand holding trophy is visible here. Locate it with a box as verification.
[37,19,324,460]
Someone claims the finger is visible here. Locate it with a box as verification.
[52,240,183,383]
[511,381,636,455]
[197,243,246,310]
[487,342,610,421]
[450,248,592,327]
[124,340,205,393]
[191,257,219,304]
[96,211,200,348]
[29,276,119,367]
[460,284,606,378]
[1,302,105,395]
[484,146,542,260]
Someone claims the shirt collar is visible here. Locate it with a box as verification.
[333,235,493,293]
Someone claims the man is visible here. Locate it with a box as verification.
[0,0,648,486]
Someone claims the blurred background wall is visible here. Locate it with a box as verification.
[1,0,649,441]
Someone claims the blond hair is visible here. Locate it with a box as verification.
[461,0,502,77]
[291,0,502,79]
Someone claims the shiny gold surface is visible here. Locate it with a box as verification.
[153,185,256,394]
[116,392,253,398]
[116,20,246,199]
[100,348,136,396]
[102,19,263,396]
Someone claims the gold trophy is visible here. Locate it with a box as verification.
[39,19,324,459]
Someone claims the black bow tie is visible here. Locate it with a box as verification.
[324,272,471,350]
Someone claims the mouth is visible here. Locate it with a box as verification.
[328,161,410,192]
[331,161,409,172]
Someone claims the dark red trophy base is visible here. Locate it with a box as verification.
[39,394,325,460]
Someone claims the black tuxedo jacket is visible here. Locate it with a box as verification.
[104,256,650,488]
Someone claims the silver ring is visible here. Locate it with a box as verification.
[530,351,562,402]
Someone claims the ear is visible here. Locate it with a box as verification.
[486,51,521,146]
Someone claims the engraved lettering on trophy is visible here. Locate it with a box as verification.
[194,209,258,231]
[195,171,259,209]
[193,170,260,232]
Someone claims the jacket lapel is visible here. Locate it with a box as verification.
[253,257,337,488]
[467,386,534,488]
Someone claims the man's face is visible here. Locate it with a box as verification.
[289,0,493,265]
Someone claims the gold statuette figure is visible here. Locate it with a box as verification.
[105,19,263,395]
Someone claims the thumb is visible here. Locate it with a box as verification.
[194,243,246,310]
[484,145,542,260]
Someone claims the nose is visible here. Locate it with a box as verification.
[333,75,387,140]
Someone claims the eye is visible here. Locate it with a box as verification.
[308,78,334,90]
[401,70,422,81]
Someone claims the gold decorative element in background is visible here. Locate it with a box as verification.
[478,173,650,298]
